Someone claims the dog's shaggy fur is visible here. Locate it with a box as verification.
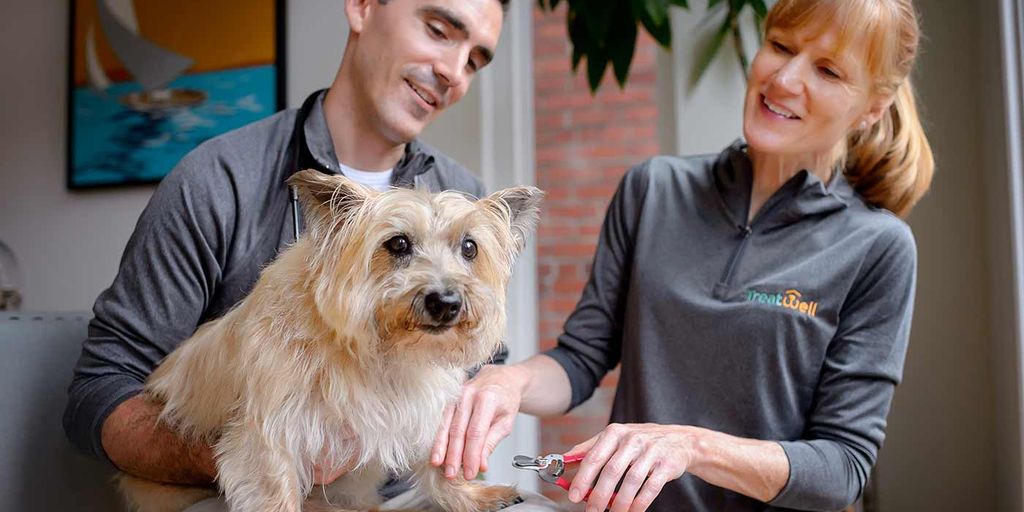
[119,170,543,512]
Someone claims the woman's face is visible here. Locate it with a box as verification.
[743,23,886,162]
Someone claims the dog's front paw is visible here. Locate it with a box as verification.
[464,484,522,512]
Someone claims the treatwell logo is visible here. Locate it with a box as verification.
[746,289,819,317]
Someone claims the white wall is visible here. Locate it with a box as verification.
[657,4,750,155]
[0,2,153,312]
[0,0,503,310]
[876,0,1005,509]
[979,0,1023,509]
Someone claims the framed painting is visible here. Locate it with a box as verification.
[67,0,286,188]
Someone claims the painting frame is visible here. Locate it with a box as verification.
[66,0,287,190]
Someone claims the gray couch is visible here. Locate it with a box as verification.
[0,312,121,510]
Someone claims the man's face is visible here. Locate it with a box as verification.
[348,0,504,144]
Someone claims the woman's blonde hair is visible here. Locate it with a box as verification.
[765,0,934,217]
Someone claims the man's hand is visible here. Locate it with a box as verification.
[430,364,530,481]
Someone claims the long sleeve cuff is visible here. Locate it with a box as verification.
[63,374,144,465]
[768,440,868,511]
[542,345,597,412]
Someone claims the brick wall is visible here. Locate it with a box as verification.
[533,3,661,504]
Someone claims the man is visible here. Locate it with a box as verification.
[64,1,557,509]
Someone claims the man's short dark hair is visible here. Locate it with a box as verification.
[379,0,510,13]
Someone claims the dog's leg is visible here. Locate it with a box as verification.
[413,464,519,512]
[303,462,388,511]
[117,473,218,512]
[215,426,306,512]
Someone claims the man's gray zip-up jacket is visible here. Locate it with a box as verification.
[62,91,499,471]
[546,141,917,511]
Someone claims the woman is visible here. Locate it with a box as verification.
[432,0,934,510]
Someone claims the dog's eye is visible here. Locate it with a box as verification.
[461,239,478,260]
[385,235,411,256]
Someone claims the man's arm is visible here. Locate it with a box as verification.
[102,394,353,486]
[63,147,236,480]
[102,395,217,484]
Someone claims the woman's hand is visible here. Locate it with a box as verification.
[431,364,531,480]
[565,423,703,512]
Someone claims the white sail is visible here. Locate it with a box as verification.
[95,0,193,91]
[85,24,112,91]
[105,0,139,33]
[84,0,138,92]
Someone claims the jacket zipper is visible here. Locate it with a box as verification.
[714,188,793,299]
[714,224,752,299]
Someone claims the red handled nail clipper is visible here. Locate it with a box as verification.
[512,453,618,503]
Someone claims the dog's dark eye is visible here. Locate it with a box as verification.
[461,239,478,260]
[385,235,411,256]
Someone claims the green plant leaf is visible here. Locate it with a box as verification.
[566,5,588,73]
[572,45,584,71]
[635,0,669,26]
[545,0,768,93]
[750,0,769,18]
[581,2,615,44]
[631,0,672,47]
[609,3,638,88]
[586,44,610,93]
[691,12,731,89]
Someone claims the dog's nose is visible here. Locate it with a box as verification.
[424,290,462,324]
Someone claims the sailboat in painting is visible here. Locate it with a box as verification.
[86,0,206,111]
[70,0,278,187]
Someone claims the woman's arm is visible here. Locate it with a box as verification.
[574,223,918,512]
[430,354,571,480]
[564,424,788,512]
[432,164,654,481]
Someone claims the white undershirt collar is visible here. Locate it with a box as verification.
[338,163,393,192]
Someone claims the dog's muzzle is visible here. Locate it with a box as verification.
[424,289,462,325]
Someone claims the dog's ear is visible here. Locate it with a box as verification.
[287,169,371,234]
[482,186,544,251]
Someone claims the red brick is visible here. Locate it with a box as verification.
[541,297,580,312]
[545,204,596,219]
[575,184,616,201]
[534,0,656,463]
[548,243,598,258]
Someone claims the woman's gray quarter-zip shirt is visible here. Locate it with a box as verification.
[546,141,917,511]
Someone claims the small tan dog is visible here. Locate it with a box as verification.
[119,170,543,512]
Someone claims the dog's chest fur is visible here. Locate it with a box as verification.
[326,362,464,472]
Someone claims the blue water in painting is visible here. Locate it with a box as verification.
[71,65,277,187]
